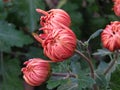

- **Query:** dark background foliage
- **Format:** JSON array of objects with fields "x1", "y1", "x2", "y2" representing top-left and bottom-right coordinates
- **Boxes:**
[{"x1": 0, "y1": 0, "x2": 120, "y2": 90}]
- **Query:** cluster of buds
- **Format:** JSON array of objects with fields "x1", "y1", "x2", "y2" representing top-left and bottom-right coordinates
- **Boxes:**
[
  {"x1": 33, "y1": 8, "x2": 77, "y2": 62},
  {"x1": 21, "y1": 9, "x2": 77, "y2": 86},
  {"x1": 113, "y1": 0, "x2": 120, "y2": 16}
]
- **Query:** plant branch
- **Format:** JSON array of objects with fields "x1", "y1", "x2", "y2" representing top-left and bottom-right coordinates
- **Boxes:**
[
  {"x1": 103, "y1": 52, "x2": 118, "y2": 75},
  {"x1": 75, "y1": 49, "x2": 95, "y2": 79},
  {"x1": 77, "y1": 39, "x2": 85, "y2": 46},
  {"x1": 77, "y1": 40, "x2": 91, "y2": 59},
  {"x1": 52, "y1": 72, "x2": 77, "y2": 78},
  {"x1": 103, "y1": 60, "x2": 116, "y2": 75}
]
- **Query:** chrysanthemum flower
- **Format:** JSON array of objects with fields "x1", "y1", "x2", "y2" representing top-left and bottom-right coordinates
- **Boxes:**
[
  {"x1": 21, "y1": 58, "x2": 51, "y2": 86},
  {"x1": 101, "y1": 21, "x2": 120, "y2": 51},
  {"x1": 112, "y1": 0, "x2": 120, "y2": 16},
  {"x1": 36, "y1": 8, "x2": 71, "y2": 33},
  {"x1": 42, "y1": 24, "x2": 77, "y2": 62}
]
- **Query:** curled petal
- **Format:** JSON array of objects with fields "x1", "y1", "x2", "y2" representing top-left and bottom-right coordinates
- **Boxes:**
[
  {"x1": 32, "y1": 33, "x2": 43, "y2": 44},
  {"x1": 36, "y1": 8, "x2": 71, "y2": 31}
]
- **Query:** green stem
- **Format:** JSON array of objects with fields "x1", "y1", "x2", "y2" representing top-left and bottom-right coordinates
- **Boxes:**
[
  {"x1": 52, "y1": 73, "x2": 77, "y2": 78},
  {"x1": 103, "y1": 60, "x2": 116, "y2": 75},
  {"x1": 77, "y1": 39, "x2": 84, "y2": 46},
  {"x1": 103, "y1": 52, "x2": 118, "y2": 75},
  {"x1": 77, "y1": 40, "x2": 91, "y2": 59}
]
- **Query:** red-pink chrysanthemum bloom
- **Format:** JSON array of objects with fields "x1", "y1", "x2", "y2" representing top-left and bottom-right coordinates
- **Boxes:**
[
  {"x1": 21, "y1": 58, "x2": 51, "y2": 86},
  {"x1": 41, "y1": 24, "x2": 77, "y2": 62},
  {"x1": 36, "y1": 8, "x2": 71, "y2": 33},
  {"x1": 112, "y1": 0, "x2": 120, "y2": 16},
  {"x1": 32, "y1": 21, "x2": 73, "y2": 43},
  {"x1": 101, "y1": 21, "x2": 120, "y2": 51}
]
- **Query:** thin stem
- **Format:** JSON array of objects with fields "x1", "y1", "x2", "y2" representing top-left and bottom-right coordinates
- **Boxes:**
[
  {"x1": 52, "y1": 73, "x2": 77, "y2": 78},
  {"x1": 86, "y1": 46, "x2": 92, "y2": 59},
  {"x1": 104, "y1": 52, "x2": 118, "y2": 75},
  {"x1": 75, "y1": 49, "x2": 99, "y2": 90},
  {"x1": 77, "y1": 40, "x2": 91, "y2": 59},
  {"x1": 103, "y1": 60, "x2": 116, "y2": 75},
  {"x1": 77, "y1": 39, "x2": 84, "y2": 46},
  {"x1": 75, "y1": 49, "x2": 95, "y2": 79}
]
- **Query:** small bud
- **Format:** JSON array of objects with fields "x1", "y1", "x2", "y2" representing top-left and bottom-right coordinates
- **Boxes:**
[
  {"x1": 21, "y1": 58, "x2": 51, "y2": 86},
  {"x1": 36, "y1": 8, "x2": 71, "y2": 32}
]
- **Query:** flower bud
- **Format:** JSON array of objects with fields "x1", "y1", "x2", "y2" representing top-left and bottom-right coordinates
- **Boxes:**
[
  {"x1": 42, "y1": 25, "x2": 77, "y2": 62},
  {"x1": 101, "y1": 21, "x2": 120, "y2": 51},
  {"x1": 21, "y1": 58, "x2": 51, "y2": 86},
  {"x1": 113, "y1": 0, "x2": 120, "y2": 16},
  {"x1": 36, "y1": 8, "x2": 71, "y2": 31}
]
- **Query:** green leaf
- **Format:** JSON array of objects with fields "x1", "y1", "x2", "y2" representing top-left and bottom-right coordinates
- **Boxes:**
[
  {"x1": 57, "y1": 82, "x2": 79, "y2": 90},
  {"x1": 70, "y1": 54, "x2": 82, "y2": 74},
  {"x1": 57, "y1": 0, "x2": 67, "y2": 8},
  {"x1": 110, "y1": 65, "x2": 120, "y2": 90},
  {"x1": 77, "y1": 75, "x2": 95, "y2": 89},
  {"x1": 47, "y1": 76, "x2": 68, "y2": 90},
  {"x1": 47, "y1": 79, "x2": 61, "y2": 89},
  {"x1": 86, "y1": 29, "x2": 103, "y2": 43},
  {"x1": 26, "y1": 46, "x2": 47, "y2": 59},
  {"x1": 26, "y1": 0, "x2": 38, "y2": 32},
  {"x1": 0, "y1": 58, "x2": 24, "y2": 90},
  {"x1": 0, "y1": 0, "x2": 4, "y2": 11},
  {"x1": 93, "y1": 49, "x2": 112, "y2": 56},
  {"x1": 0, "y1": 21, "x2": 33, "y2": 52},
  {"x1": 96, "y1": 60, "x2": 118, "y2": 82},
  {"x1": 105, "y1": 61, "x2": 117, "y2": 82},
  {"x1": 96, "y1": 61, "x2": 108, "y2": 74},
  {"x1": 25, "y1": 0, "x2": 45, "y2": 32},
  {"x1": 62, "y1": 2, "x2": 79, "y2": 12},
  {"x1": 95, "y1": 74, "x2": 108, "y2": 89}
]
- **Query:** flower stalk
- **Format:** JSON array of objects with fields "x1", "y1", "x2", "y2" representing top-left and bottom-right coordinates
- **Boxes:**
[
  {"x1": 103, "y1": 59, "x2": 116, "y2": 75},
  {"x1": 52, "y1": 73, "x2": 77, "y2": 78},
  {"x1": 104, "y1": 51, "x2": 118, "y2": 75}
]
